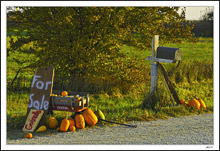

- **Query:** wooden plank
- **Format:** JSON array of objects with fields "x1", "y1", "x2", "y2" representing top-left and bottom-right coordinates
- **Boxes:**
[
  {"x1": 152, "y1": 35, "x2": 159, "y2": 60},
  {"x1": 22, "y1": 109, "x2": 44, "y2": 132},
  {"x1": 23, "y1": 65, "x2": 54, "y2": 132},
  {"x1": 54, "y1": 100, "x2": 72, "y2": 106},
  {"x1": 158, "y1": 62, "x2": 181, "y2": 104}
]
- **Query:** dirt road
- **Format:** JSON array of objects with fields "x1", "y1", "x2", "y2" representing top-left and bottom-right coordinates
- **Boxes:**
[{"x1": 7, "y1": 113, "x2": 213, "y2": 145}]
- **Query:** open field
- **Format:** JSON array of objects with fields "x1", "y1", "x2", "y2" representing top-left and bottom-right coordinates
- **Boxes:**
[{"x1": 6, "y1": 37, "x2": 213, "y2": 133}]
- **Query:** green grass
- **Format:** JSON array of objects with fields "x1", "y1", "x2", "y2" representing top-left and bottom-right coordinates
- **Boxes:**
[
  {"x1": 6, "y1": 37, "x2": 213, "y2": 138},
  {"x1": 120, "y1": 37, "x2": 213, "y2": 64}
]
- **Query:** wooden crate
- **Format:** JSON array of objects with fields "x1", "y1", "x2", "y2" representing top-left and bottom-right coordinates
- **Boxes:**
[{"x1": 48, "y1": 90, "x2": 89, "y2": 113}]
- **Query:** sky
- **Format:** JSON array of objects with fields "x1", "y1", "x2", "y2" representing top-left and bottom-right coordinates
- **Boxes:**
[{"x1": 178, "y1": 6, "x2": 214, "y2": 20}]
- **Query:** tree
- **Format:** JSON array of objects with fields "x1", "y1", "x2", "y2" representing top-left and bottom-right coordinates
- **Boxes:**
[
  {"x1": 200, "y1": 7, "x2": 213, "y2": 21},
  {"x1": 193, "y1": 7, "x2": 213, "y2": 37},
  {"x1": 7, "y1": 7, "x2": 195, "y2": 93}
]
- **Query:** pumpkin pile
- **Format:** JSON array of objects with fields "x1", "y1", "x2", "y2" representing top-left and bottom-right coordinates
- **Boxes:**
[
  {"x1": 25, "y1": 91, "x2": 102, "y2": 138},
  {"x1": 180, "y1": 98, "x2": 206, "y2": 110},
  {"x1": 49, "y1": 107, "x2": 98, "y2": 132},
  {"x1": 32, "y1": 107, "x2": 99, "y2": 135},
  {"x1": 50, "y1": 91, "x2": 99, "y2": 131}
]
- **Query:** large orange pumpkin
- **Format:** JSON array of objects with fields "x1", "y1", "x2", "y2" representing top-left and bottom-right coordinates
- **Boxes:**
[
  {"x1": 82, "y1": 108, "x2": 98, "y2": 126},
  {"x1": 197, "y1": 98, "x2": 206, "y2": 109},
  {"x1": 188, "y1": 99, "x2": 200, "y2": 109},
  {"x1": 60, "y1": 119, "x2": 70, "y2": 132},
  {"x1": 75, "y1": 114, "x2": 85, "y2": 129}
]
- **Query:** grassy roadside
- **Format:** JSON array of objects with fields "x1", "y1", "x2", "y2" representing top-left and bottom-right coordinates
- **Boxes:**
[{"x1": 7, "y1": 87, "x2": 213, "y2": 133}]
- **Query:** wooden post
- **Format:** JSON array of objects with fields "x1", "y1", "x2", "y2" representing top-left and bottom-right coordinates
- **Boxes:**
[
  {"x1": 150, "y1": 35, "x2": 159, "y2": 93},
  {"x1": 146, "y1": 35, "x2": 181, "y2": 105}
]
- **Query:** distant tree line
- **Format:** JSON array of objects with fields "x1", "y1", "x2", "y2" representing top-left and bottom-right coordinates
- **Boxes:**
[
  {"x1": 190, "y1": 9, "x2": 213, "y2": 37},
  {"x1": 190, "y1": 20, "x2": 213, "y2": 37}
]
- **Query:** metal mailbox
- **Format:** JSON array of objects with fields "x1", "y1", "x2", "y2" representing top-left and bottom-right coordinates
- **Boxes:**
[{"x1": 156, "y1": 46, "x2": 181, "y2": 62}]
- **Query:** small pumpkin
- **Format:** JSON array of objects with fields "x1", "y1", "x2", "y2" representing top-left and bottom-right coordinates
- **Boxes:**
[
  {"x1": 46, "y1": 116, "x2": 55, "y2": 127},
  {"x1": 61, "y1": 91, "x2": 68, "y2": 97},
  {"x1": 56, "y1": 127, "x2": 60, "y2": 132},
  {"x1": 180, "y1": 99, "x2": 187, "y2": 106},
  {"x1": 48, "y1": 118, "x2": 58, "y2": 129},
  {"x1": 25, "y1": 133, "x2": 32, "y2": 139},
  {"x1": 69, "y1": 126, "x2": 76, "y2": 131},
  {"x1": 49, "y1": 116, "x2": 55, "y2": 120},
  {"x1": 188, "y1": 99, "x2": 200, "y2": 109},
  {"x1": 75, "y1": 114, "x2": 85, "y2": 129},
  {"x1": 36, "y1": 125, "x2": 47, "y2": 132},
  {"x1": 60, "y1": 118, "x2": 70, "y2": 132},
  {"x1": 82, "y1": 108, "x2": 98, "y2": 126},
  {"x1": 197, "y1": 98, "x2": 206, "y2": 109}
]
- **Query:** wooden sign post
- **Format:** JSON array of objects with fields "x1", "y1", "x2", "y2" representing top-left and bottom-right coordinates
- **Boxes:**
[{"x1": 23, "y1": 65, "x2": 54, "y2": 132}]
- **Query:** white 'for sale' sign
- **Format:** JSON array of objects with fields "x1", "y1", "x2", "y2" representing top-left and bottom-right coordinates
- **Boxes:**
[{"x1": 23, "y1": 65, "x2": 54, "y2": 132}]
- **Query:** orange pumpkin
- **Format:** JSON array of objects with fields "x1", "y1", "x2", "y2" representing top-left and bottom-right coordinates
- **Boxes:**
[
  {"x1": 197, "y1": 98, "x2": 206, "y2": 109},
  {"x1": 69, "y1": 119, "x2": 75, "y2": 127},
  {"x1": 75, "y1": 114, "x2": 85, "y2": 129},
  {"x1": 60, "y1": 119, "x2": 70, "y2": 132},
  {"x1": 48, "y1": 117, "x2": 55, "y2": 120},
  {"x1": 69, "y1": 126, "x2": 76, "y2": 131},
  {"x1": 48, "y1": 118, "x2": 58, "y2": 129},
  {"x1": 61, "y1": 91, "x2": 68, "y2": 97},
  {"x1": 82, "y1": 108, "x2": 98, "y2": 126},
  {"x1": 25, "y1": 133, "x2": 32, "y2": 139},
  {"x1": 67, "y1": 116, "x2": 75, "y2": 127},
  {"x1": 180, "y1": 99, "x2": 186, "y2": 106},
  {"x1": 46, "y1": 116, "x2": 55, "y2": 127},
  {"x1": 188, "y1": 99, "x2": 200, "y2": 109}
]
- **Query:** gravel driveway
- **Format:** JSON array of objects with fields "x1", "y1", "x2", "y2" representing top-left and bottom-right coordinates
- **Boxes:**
[{"x1": 7, "y1": 113, "x2": 213, "y2": 145}]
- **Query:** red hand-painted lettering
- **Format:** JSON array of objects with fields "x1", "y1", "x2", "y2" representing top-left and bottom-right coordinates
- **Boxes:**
[{"x1": 24, "y1": 110, "x2": 42, "y2": 130}]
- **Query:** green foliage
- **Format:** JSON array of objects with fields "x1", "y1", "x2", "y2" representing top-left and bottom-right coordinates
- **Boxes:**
[{"x1": 7, "y1": 7, "x2": 195, "y2": 94}]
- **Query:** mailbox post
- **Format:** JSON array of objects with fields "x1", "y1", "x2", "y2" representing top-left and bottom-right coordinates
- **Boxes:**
[
  {"x1": 146, "y1": 35, "x2": 182, "y2": 104},
  {"x1": 150, "y1": 35, "x2": 159, "y2": 93}
]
